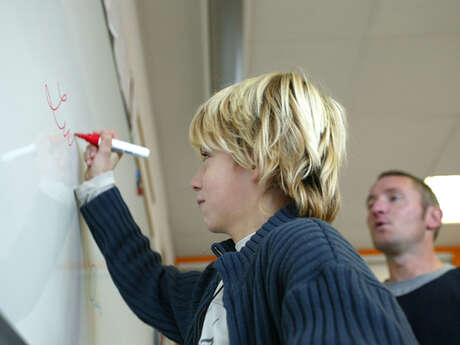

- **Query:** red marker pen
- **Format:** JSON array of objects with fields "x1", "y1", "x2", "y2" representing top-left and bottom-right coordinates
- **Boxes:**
[{"x1": 75, "y1": 133, "x2": 150, "y2": 158}]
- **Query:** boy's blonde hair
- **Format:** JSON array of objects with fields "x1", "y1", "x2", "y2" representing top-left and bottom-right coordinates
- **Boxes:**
[{"x1": 189, "y1": 72, "x2": 346, "y2": 222}]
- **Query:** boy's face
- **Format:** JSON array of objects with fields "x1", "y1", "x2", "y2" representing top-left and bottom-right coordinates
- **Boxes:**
[
  {"x1": 366, "y1": 175, "x2": 427, "y2": 255},
  {"x1": 190, "y1": 150, "x2": 259, "y2": 237}
]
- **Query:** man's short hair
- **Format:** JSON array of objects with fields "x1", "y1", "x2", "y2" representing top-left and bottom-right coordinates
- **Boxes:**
[{"x1": 377, "y1": 170, "x2": 441, "y2": 240}]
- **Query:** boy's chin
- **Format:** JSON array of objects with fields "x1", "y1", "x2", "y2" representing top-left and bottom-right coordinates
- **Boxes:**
[{"x1": 206, "y1": 225, "x2": 228, "y2": 236}]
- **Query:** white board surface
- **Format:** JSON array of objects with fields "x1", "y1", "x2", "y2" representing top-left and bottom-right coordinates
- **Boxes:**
[{"x1": 0, "y1": 1, "x2": 153, "y2": 344}]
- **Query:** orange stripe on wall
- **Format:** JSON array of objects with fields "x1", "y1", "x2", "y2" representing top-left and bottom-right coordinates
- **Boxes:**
[
  {"x1": 356, "y1": 249, "x2": 381, "y2": 256},
  {"x1": 175, "y1": 256, "x2": 216, "y2": 266},
  {"x1": 356, "y1": 247, "x2": 460, "y2": 267},
  {"x1": 435, "y1": 246, "x2": 460, "y2": 266}
]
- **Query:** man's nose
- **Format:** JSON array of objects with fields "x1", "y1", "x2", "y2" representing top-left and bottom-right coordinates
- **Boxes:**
[{"x1": 370, "y1": 198, "x2": 387, "y2": 215}]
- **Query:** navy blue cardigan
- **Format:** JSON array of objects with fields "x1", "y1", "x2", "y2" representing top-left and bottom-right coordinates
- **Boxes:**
[{"x1": 81, "y1": 187, "x2": 418, "y2": 345}]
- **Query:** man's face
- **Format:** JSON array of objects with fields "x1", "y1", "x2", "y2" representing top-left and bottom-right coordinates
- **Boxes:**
[{"x1": 366, "y1": 175, "x2": 427, "y2": 255}]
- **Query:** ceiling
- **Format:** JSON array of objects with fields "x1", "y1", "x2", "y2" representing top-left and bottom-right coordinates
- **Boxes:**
[{"x1": 134, "y1": 0, "x2": 460, "y2": 258}]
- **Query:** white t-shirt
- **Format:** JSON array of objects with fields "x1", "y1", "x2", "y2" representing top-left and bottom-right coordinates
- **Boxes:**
[{"x1": 198, "y1": 233, "x2": 254, "y2": 345}]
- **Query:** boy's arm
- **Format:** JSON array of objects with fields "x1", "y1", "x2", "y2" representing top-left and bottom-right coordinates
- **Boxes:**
[{"x1": 80, "y1": 186, "x2": 201, "y2": 343}]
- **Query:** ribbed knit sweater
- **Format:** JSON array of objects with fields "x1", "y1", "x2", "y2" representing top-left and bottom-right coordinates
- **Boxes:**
[{"x1": 81, "y1": 187, "x2": 419, "y2": 345}]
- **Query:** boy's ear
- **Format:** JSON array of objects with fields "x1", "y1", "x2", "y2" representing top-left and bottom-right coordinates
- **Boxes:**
[
  {"x1": 251, "y1": 166, "x2": 260, "y2": 183},
  {"x1": 425, "y1": 205, "x2": 443, "y2": 231}
]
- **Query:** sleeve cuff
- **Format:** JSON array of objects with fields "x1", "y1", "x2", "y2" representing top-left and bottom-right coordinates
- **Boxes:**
[{"x1": 74, "y1": 171, "x2": 116, "y2": 204}]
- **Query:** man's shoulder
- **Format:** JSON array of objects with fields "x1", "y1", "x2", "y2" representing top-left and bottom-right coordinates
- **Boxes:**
[
  {"x1": 435, "y1": 266, "x2": 460, "y2": 284},
  {"x1": 396, "y1": 266, "x2": 460, "y2": 345},
  {"x1": 422, "y1": 265, "x2": 460, "y2": 289},
  {"x1": 397, "y1": 266, "x2": 460, "y2": 298}
]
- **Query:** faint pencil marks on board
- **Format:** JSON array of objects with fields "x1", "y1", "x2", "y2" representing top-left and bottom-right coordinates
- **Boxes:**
[{"x1": 88, "y1": 264, "x2": 102, "y2": 315}]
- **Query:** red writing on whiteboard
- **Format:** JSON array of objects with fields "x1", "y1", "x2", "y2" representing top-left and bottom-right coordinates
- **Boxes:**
[{"x1": 44, "y1": 83, "x2": 74, "y2": 146}]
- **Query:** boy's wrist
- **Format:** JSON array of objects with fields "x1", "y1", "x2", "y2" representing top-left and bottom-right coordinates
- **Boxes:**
[{"x1": 75, "y1": 171, "x2": 116, "y2": 204}]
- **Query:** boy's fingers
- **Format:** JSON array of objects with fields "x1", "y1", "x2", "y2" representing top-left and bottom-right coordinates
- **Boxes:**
[
  {"x1": 83, "y1": 146, "x2": 97, "y2": 166},
  {"x1": 99, "y1": 132, "x2": 113, "y2": 154},
  {"x1": 107, "y1": 129, "x2": 118, "y2": 140}
]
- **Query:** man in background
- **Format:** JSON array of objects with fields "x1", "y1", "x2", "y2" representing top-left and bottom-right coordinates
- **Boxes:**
[{"x1": 366, "y1": 170, "x2": 460, "y2": 345}]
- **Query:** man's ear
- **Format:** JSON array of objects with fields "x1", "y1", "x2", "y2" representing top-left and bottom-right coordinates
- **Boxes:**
[{"x1": 425, "y1": 205, "x2": 443, "y2": 231}]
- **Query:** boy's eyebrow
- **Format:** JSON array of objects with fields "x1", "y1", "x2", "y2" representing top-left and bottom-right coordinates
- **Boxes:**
[{"x1": 366, "y1": 194, "x2": 375, "y2": 206}]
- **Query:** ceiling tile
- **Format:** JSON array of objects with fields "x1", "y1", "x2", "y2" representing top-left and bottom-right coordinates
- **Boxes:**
[
  {"x1": 250, "y1": 0, "x2": 372, "y2": 40},
  {"x1": 351, "y1": 36, "x2": 460, "y2": 119},
  {"x1": 369, "y1": 0, "x2": 460, "y2": 37}
]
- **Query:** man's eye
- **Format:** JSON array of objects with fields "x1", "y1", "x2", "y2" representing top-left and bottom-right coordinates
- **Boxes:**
[{"x1": 389, "y1": 195, "x2": 400, "y2": 202}]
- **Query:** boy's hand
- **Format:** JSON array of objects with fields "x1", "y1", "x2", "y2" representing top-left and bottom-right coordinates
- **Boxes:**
[{"x1": 83, "y1": 129, "x2": 122, "y2": 180}]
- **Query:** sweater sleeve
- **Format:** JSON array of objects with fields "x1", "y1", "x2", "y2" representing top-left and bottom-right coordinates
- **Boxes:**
[
  {"x1": 280, "y1": 263, "x2": 419, "y2": 345},
  {"x1": 80, "y1": 187, "x2": 201, "y2": 343}
]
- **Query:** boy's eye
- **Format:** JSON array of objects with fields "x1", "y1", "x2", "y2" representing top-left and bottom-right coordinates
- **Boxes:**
[{"x1": 200, "y1": 150, "x2": 210, "y2": 161}]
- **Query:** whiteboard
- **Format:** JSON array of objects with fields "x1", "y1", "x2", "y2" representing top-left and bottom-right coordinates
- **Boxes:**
[{"x1": 0, "y1": 1, "x2": 152, "y2": 344}]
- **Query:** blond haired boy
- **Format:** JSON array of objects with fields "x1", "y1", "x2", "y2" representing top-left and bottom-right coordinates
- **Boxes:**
[{"x1": 77, "y1": 72, "x2": 417, "y2": 344}]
